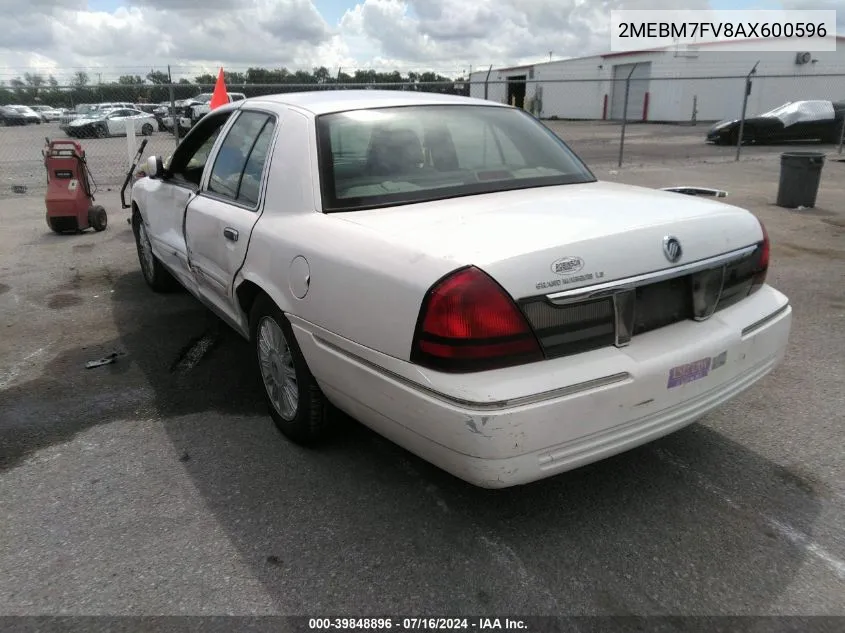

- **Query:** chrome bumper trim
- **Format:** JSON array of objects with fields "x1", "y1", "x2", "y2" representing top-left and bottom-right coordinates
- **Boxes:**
[
  {"x1": 546, "y1": 245, "x2": 758, "y2": 305},
  {"x1": 742, "y1": 303, "x2": 790, "y2": 337}
]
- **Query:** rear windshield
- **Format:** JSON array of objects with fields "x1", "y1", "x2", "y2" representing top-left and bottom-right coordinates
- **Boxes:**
[{"x1": 315, "y1": 105, "x2": 595, "y2": 213}]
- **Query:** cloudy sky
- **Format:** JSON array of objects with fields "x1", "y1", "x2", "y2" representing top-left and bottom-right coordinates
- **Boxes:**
[{"x1": 0, "y1": 0, "x2": 840, "y2": 83}]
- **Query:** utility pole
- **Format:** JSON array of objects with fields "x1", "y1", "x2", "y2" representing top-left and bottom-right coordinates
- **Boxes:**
[{"x1": 735, "y1": 61, "x2": 759, "y2": 161}]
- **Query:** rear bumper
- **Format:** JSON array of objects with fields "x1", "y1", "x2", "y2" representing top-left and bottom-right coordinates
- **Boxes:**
[{"x1": 292, "y1": 285, "x2": 792, "y2": 488}]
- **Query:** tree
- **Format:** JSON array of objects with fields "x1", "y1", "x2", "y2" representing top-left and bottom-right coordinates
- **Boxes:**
[
  {"x1": 225, "y1": 71, "x2": 246, "y2": 85},
  {"x1": 147, "y1": 70, "x2": 170, "y2": 84},
  {"x1": 24, "y1": 73, "x2": 45, "y2": 88},
  {"x1": 17, "y1": 65, "x2": 463, "y2": 106},
  {"x1": 7, "y1": 77, "x2": 25, "y2": 99},
  {"x1": 313, "y1": 66, "x2": 331, "y2": 84}
]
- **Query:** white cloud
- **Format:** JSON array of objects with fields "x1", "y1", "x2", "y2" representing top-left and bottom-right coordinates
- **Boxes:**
[{"x1": 0, "y1": 0, "x2": 744, "y2": 84}]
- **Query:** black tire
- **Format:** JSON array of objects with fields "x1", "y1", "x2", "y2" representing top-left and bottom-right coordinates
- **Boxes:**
[
  {"x1": 132, "y1": 211, "x2": 180, "y2": 292},
  {"x1": 95, "y1": 124, "x2": 107, "y2": 138},
  {"x1": 250, "y1": 294, "x2": 335, "y2": 445},
  {"x1": 88, "y1": 205, "x2": 107, "y2": 231},
  {"x1": 141, "y1": 123, "x2": 154, "y2": 136},
  {"x1": 727, "y1": 129, "x2": 739, "y2": 146},
  {"x1": 47, "y1": 216, "x2": 64, "y2": 234}
]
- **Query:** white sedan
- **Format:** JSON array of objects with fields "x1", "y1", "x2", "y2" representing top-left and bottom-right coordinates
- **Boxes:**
[
  {"x1": 64, "y1": 107, "x2": 157, "y2": 138},
  {"x1": 130, "y1": 91, "x2": 792, "y2": 488}
]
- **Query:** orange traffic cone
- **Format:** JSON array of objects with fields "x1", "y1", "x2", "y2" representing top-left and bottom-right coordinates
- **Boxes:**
[{"x1": 209, "y1": 68, "x2": 229, "y2": 110}]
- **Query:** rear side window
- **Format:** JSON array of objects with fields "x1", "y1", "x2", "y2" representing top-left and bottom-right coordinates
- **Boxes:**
[
  {"x1": 206, "y1": 110, "x2": 275, "y2": 206},
  {"x1": 238, "y1": 119, "x2": 276, "y2": 206}
]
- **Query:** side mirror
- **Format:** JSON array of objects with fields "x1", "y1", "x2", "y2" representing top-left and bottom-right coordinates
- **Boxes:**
[{"x1": 146, "y1": 155, "x2": 164, "y2": 179}]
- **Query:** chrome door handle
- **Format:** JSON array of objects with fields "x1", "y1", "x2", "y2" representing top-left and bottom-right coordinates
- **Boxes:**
[{"x1": 223, "y1": 227, "x2": 239, "y2": 242}]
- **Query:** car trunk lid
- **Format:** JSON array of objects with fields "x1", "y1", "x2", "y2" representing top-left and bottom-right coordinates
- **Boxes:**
[{"x1": 337, "y1": 181, "x2": 764, "y2": 300}]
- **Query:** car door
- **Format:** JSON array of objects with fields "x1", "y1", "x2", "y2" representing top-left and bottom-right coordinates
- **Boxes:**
[
  {"x1": 799, "y1": 118, "x2": 833, "y2": 142},
  {"x1": 124, "y1": 109, "x2": 143, "y2": 134},
  {"x1": 184, "y1": 109, "x2": 277, "y2": 323},
  {"x1": 106, "y1": 109, "x2": 129, "y2": 135},
  {"x1": 142, "y1": 110, "x2": 235, "y2": 291}
]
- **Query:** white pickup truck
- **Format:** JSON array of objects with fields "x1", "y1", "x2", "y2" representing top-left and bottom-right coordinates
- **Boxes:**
[{"x1": 178, "y1": 91, "x2": 246, "y2": 133}]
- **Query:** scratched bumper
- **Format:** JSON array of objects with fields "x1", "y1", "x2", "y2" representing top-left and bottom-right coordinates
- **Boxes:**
[{"x1": 291, "y1": 285, "x2": 791, "y2": 488}]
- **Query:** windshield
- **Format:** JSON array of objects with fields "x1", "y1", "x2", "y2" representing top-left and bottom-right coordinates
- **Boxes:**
[
  {"x1": 760, "y1": 103, "x2": 793, "y2": 118},
  {"x1": 316, "y1": 105, "x2": 595, "y2": 212},
  {"x1": 758, "y1": 100, "x2": 834, "y2": 127}
]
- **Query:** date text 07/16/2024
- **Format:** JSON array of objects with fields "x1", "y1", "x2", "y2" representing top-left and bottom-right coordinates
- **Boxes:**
[{"x1": 307, "y1": 618, "x2": 529, "y2": 630}]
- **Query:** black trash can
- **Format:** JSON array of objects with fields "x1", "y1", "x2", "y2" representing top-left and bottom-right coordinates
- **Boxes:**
[{"x1": 776, "y1": 151, "x2": 825, "y2": 208}]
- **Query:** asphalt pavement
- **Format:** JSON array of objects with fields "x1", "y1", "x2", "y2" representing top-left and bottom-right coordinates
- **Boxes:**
[{"x1": 0, "y1": 146, "x2": 844, "y2": 619}]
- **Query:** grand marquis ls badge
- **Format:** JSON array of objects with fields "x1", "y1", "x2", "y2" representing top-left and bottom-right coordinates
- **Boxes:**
[{"x1": 663, "y1": 236, "x2": 683, "y2": 263}]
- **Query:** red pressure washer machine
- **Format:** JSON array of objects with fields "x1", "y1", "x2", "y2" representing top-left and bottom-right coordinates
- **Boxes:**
[{"x1": 43, "y1": 138, "x2": 107, "y2": 234}]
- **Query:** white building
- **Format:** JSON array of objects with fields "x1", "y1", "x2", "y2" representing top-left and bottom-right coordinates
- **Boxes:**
[{"x1": 469, "y1": 36, "x2": 845, "y2": 122}]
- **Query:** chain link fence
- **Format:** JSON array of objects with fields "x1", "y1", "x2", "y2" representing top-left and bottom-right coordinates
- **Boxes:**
[
  {"x1": 3, "y1": 74, "x2": 844, "y2": 196},
  {"x1": 473, "y1": 72, "x2": 845, "y2": 165},
  {"x1": 0, "y1": 80, "x2": 469, "y2": 196}
]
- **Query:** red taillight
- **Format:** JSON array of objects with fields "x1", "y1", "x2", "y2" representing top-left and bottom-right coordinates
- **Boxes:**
[
  {"x1": 410, "y1": 266, "x2": 543, "y2": 373},
  {"x1": 749, "y1": 219, "x2": 770, "y2": 295}
]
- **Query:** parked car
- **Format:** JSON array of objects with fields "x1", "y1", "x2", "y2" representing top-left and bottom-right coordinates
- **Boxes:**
[
  {"x1": 707, "y1": 99, "x2": 845, "y2": 145},
  {"x1": 130, "y1": 91, "x2": 792, "y2": 489},
  {"x1": 6, "y1": 105, "x2": 41, "y2": 124},
  {"x1": 59, "y1": 102, "x2": 136, "y2": 127},
  {"x1": 159, "y1": 99, "x2": 194, "y2": 135},
  {"x1": 28, "y1": 105, "x2": 64, "y2": 122},
  {"x1": 135, "y1": 103, "x2": 167, "y2": 132},
  {"x1": 60, "y1": 104, "x2": 96, "y2": 126},
  {"x1": 64, "y1": 107, "x2": 157, "y2": 138},
  {"x1": 0, "y1": 105, "x2": 28, "y2": 126},
  {"x1": 179, "y1": 91, "x2": 246, "y2": 132}
]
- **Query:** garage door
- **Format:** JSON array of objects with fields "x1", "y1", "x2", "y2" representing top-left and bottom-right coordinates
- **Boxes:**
[{"x1": 610, "y1": 62, "x2": 652, "y2": 120}]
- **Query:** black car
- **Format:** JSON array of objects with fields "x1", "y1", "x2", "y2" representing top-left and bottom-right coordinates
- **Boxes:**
[
  {"x1": 707, "y1": 100, "x2": 845, "y2": 145},
  {"x1": 0, "y1": 106, "x2": 27, "y2": 126}
]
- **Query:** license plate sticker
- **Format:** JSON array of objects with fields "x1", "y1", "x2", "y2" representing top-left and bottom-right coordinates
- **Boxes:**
[
  {"x1": 711, "y1": 350, "x2": 728, "y2": 371},
  {"x1": 667, "y1": 357, "x2": 712, "y2": 389}
]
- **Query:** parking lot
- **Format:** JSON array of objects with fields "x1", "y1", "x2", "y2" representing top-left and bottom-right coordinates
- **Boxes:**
[
  {"x1": 3, "y1": 118, "x2": 844, "y2": 196},
  {"x1": 0, "y1": 122, "x2": 180, "y2": 196},
  {"x1": 1, "y1": 120, "x2": 845, "y2": 618}
]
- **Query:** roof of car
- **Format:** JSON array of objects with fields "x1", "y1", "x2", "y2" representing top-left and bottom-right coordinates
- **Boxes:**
[{"x1": 243, "y1": 89, "x2": 510, "y2": 116}]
